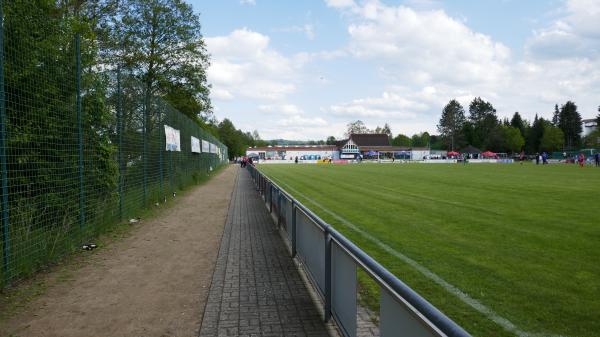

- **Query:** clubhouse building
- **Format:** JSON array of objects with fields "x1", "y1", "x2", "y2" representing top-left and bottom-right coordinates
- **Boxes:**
[{"x1": 246, "y1": 133, "x2": 431, "y2": 161}]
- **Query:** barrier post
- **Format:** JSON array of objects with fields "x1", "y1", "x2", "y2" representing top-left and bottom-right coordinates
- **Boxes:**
[
  {"x1": 291, "y1": 201, "x2": 297, "y2": 258},
  {"x1": 277, "y1": 192, "x2": 281, "y2": 228},
  {"x1": 269, "y1": 184, "x2": 273, "y2": 213},
  {"x1": 324, "y1": 231, "x2": 332, "y2": 322}
]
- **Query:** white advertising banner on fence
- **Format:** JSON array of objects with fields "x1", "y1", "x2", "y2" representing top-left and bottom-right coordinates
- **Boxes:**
[
  {"x1": 164, "y1": 125, "x2": 181, "y2": 151},
  {"x1": 191, "y1": 136, "x2": 200, "y2": 153},
  {"x1": 209, "y1": 143, "x2": 216, "y2": 154},
  {"x1": 201, "y1": 140, "x2": 210, "y2": 153}
]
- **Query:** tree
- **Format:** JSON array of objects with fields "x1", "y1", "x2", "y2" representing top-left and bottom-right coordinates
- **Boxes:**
[
  {"x1": 437, "y1": 99, "x2": 466, "y2": 151},
  {"x1": 596, "y1": 105, "x2": 600, "y2": 127},
  {"x1": 391, "y1": 134, "x2": 411, "y2": 147},
  {"x1": 540, "y1": 125, "x2": 564, "y2": 152},
  {"x1": 117, "y1": 0, "x2": 212, "y2": 122},
  {"x1": 2, "y1": 1, "x2": 117, "y2": 246},
  {"x1": 510, "y1": 112, "x2": 527, "y2": 138},
  {"x1": 558, "y1": 101, "x2": 582, "y2": 149},
  {"x1": 217, "y1": 119, "x2": 243, "y2": 159},
  {"x1": 252, "y1": 130, "x2": 268, "y2": 147},
  {"x1": 345, "y1": 120, "x2": 370, "y2": 136},
  {"x1": 326, "y1": 136, "x2": 337, "y2": 145},
  {"x1": 583, "y1": 129, "x2": 600, "y2": 148},
  {"x1": 526, "y1": 114, "x2": 546, "y2": 153},
  {"x1": 429, "y1": 135, "x2": 445, "y2": 150},
  {"x1": 380, "y1": 123, "x2": 392, "y2": 138},
  {"x1": 552, "y1": 104, "x2": 560, "y2": 126},
  {"x1": 461, "y1": 121, "x2": 475, "y2": 147},
  {"x1": 468, "y1": 97, "x2": 499, "y2": 149},
  {"x1": 411, "y1": 132, "x2": 430, "y2": 148},
  {"x1": 486, "y1": 126, "x2": 506, "y2": 152},
  {"x1": 502, "y1": 126, "x2": 525, "y2": 153}
]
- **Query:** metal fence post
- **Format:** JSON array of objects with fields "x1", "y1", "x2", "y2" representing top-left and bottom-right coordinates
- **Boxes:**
[
  {"x1": 291, "y1": 201, "x2": 297, "y2": 258},
  {"x1": 158, "y1": 104, "x2": 164, "y2": 202},
  {"x1": 324, "y1": 231, "x2": 332, "y2": 322},
  {"x1": 75, "y1": 32, "x2": 85, "y2": 234},
  {"x1": 0, "y1": 0, "x2": 11, "y2": 281},
  {"x1": 143, "y1": 94, "x2": 148, "y2": 207},
  {"x1": 116, "y1": 68, "x2": 124, "y2": 221},
  {"x1": 169, "y1": 150, "x2": 173, "y2": 195}
]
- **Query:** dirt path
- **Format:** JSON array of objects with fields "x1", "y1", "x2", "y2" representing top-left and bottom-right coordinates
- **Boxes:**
[{"x1": 0, "y1": 165, "x2": 238, "y2": 337}]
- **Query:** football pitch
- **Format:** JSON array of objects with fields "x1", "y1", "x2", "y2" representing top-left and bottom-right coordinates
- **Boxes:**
[{"x1": 258, "y1": 163, "x2": 600, "y2": 337}]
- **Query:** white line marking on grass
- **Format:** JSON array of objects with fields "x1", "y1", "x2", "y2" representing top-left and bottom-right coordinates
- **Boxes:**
[{"x1": 272, "y1": 178, "x2": 564, "y2": 337}]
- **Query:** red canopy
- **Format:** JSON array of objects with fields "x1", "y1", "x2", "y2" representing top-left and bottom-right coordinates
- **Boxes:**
[
  {"x1": 481, "y1": 151, "x2": 496, "y2": 157},
  {"x1": 447, "y1": 151, "x2": 459, "y2": 156}
]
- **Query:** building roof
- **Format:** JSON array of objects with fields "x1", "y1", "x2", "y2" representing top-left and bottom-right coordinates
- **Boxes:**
[
  {"x1": 582, "y1": 118, "x2": 597, "y2": 124},
  {"x1": 248, "y1": 145, "x2": 337, "y2": 152},
  {"x1": 347, "y1": 133, "x2": 391, "y2": 147}
]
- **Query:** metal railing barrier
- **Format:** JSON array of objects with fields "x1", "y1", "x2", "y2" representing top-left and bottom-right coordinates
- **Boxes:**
[{"x1": 247, "y1": 164, "x2": 471, "y2": 337}]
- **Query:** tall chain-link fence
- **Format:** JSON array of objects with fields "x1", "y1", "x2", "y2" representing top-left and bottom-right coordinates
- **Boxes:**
[{"x1": 0, "y1": 1, "x2": 228, "y2": 287}]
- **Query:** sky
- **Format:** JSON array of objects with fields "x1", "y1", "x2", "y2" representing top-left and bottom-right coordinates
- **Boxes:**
[{"x1": 190, "y1": 0, "x2": 600, "y2": 140}]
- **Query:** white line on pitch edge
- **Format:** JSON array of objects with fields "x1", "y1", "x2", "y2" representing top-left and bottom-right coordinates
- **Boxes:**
[{"x1": 270, "y1": 177, "x2": 565, "y2": 337}]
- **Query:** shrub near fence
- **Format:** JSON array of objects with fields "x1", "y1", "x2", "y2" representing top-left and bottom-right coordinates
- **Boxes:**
[{"x1": 0, "y1": 2, "x2": 228, "y2": 287}]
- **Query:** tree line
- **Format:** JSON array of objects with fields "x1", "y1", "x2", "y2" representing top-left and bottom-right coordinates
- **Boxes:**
[
  {"x1": 437, "y1": 98, "x2": 599, "y2": 153},
  {"x1": 315, "y1": 99, "x2": 599, "y2": 154}
]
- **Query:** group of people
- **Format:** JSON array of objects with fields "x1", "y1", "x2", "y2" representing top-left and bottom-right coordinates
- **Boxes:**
[
  {"x1": 530, "y1": 151, "x2": 600, "y2": 167},
  {"x1": 534, "y1": 152, "x2": 549, "y2": 165},
  {"x1": 239, "y1": 156, "x2": 254, "y2": 168},
  {"x1": 564, "y1": 152, "x2": 600, "y2": 167}
]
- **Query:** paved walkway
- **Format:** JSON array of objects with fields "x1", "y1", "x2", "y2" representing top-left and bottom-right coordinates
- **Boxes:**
[{"x1": 199, "y1": 168, "x2": 333, "y2": 337}]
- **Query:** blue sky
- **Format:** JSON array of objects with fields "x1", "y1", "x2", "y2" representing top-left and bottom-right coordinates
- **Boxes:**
[{"x1": 190, "y1": 0, "x2": 600, "y2": 140}]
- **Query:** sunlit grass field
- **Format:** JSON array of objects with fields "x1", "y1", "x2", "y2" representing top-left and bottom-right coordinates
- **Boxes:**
[{"x1": 258, "y1": 163, "x2": 600, "y2": 337}]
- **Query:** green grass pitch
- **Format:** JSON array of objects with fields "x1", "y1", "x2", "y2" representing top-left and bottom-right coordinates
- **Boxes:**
[{"x1": 258, "y1": 163, "x2": 600, "y2": 337}]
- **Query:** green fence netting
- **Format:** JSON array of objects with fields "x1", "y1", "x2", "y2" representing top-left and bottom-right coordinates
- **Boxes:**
[{"x1": 0, "y1": 2, "x2": 228, "y2": 287}]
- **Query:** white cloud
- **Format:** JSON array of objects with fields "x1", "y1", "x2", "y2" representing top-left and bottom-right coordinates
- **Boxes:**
[
  {"x1": 277, "y1": 24, "x2": 316, "y2": 40},
  {"x1": 325, "y1": 0, "x2": 356, "y2": 9},
  {"x1": 526, "y1": 0, "x2": 600, "y2": 59},
  {"x1": 344, "y1": 2, "x2": 511, "y2": 86},
  {"x1": 206, "y1": 28, "x2": 301, "y2": 101},
  {"x1": 253, "y1": 121, "x2": 348, "y2": 140},
  {"x1": 325, "y1": 85, "x2": 480, "y2": 135},
  {"x1": 277, "y1": 115, "x2": 328, "y2": 127},
  {"x1": 211, "y1": 88, "x2": 234, "y2": 100},
  {"x1": 403, "y1": 0, "x2": 441, "y2": 10},
  {"x1": 258, "y1": 104, "x2": 304, "y2": 115},
  {"x1": 329, "y1": 91, "x2": 425, "y2": 118},
  {"x1": 240, "y1": 0, "x2": 256, "y2": 5}
]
